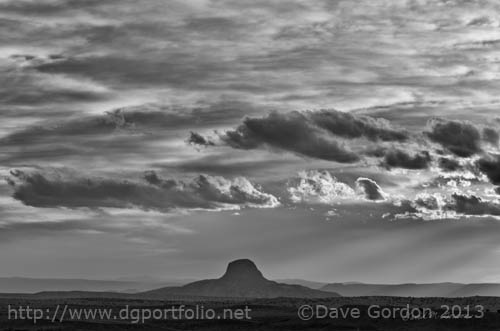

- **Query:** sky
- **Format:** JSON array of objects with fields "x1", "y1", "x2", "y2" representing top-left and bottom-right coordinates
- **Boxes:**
[{"x1": 1, "y1": 0, "x2": 500, "y2": 283}]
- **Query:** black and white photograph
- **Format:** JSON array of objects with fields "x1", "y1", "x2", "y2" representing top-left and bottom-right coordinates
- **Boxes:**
[{"x1": 1, "y1": 0, "x2": 500, "y2": 330}]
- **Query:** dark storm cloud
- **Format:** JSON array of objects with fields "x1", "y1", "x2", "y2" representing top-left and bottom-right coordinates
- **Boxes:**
[
  {"x1": 143, "y1": 170, "x2": 177, "y2": 189},
  {"x1": 413, "y1": 195, "x2": 440, "y2": 211},
  {"x1": 382, "y1": 150, "x2": 431, "y2": 170},
  {"x1": 363, "y1": 146, "x2": 388, "y2": 158},
  {"x1": 476, "y1": 154, "x2": 500, "y2": 185},
  {"x1": 219, "y1": 111, "x2": 360, "y2": 163},
  {"x1": 448, "y1": 194, "x2": 500, "y2": 216},
  {"x1": 438, "y1": 157, "x2": 462, "y2": 172},
  {"x1": 188, "y1": 132, "x2": 215, "y2": 147},
  {"x1": 355, "y1": 178, "x2": 385, "y2": 201},
  {"x1": 425, "y1": 119, "x2": 482, "y2": 157},
  {"x1": 495, "y1": 187, "x2": 500, "y2": 195},
  {"x1": 307, "y1": 110, "x2": 409, "y2": 142},
  {"x1": 483, "y1": 127, "x2": 499, "y2": 146},
  {"x1": 202, "y1": 109, "x2": 431, "y2": 164},
  {"x1": 7, "y1": 170, "x2": 279, "y2": 211}
]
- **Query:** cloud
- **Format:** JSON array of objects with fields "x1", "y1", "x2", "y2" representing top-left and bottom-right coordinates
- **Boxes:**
[
  {"x1": 0, "y1": 109, "x2": 156, "y2": 164},
  {"x1": 287, "y1": 170, "x2": 387, "y2": 204},
  {"x1": 33, "y1": 53, "x2": 231, "y2": 90},
  {"x1": 483, "y1": 127, "x2": 499, "y2": 146},
  {"x1": 1, "y1": 110, "x2": 129, "y2": 144},
  {"x1": 413, "y1": 193, "x2": 444, "y2": 211},
  {"x1": 438, "y1": 157, "x2": 462, "y2": 172},
  {"x1": 476, "y1": 154, "x2": 500, "y2": 185},
  {"x1": 187, "y1": 131, "x2": 215, "y2": 147},
  {"x1": 0, "y1": 69, "x2": 111, "y2": 107},
  {"x1": 355, "y1": 177, "x2": 386, "y2": 201},
  {"x1": 449, "y1": 193, "x2": 500, "y2": 216},
  {"x1": 7, "y1": 169, "x2": 279, "y2": 212},
  {"x1": 399, "y1": 192, "x2": 451, "y2": 220},
  {"x1": 382, "y1": 149, "x2": 431, "y2": 170},
  {"x1": 0, "y1": 0, "x2": 113, "y2": 15},
  {"x1": 216, "y1": 109, "x2": 409, "y2": 162},
  {"x1": 425, "y1": 119, "x2": 482, "y2": 157},
  {"x1": 2, "y1": 102, "x2": 253, "y2": 145},
  {"x1": 307, "y1": 109, "x2": 409, "y2": 142},
  {"x1": 0, "y1": 102, "x2": 255, "y2": 165},
  {"x1": 212, "y1": 109, "x2": 412, "y2": 163},
  {"x1": 219, "y1": 111, "x2": 360, "y2": 163},
  {"x1": 143, "y1": 170, "x2": 176, "y2": 188},
  {"x1": 422, "y1": 174, "x2": 476, "y2": 191},
  {"x1": 396, "y1": 192, "x2": 500, "y2": 220},
  {"x1": 3, "y1": 0, "x2": 500, "y2": 226},
  {"x1": 288, "y1": 170, "x2": 356, "y2": 204}
]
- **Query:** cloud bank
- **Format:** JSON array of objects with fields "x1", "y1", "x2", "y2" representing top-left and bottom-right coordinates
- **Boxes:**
[
  {"x1": 201, "y1": 109, "x2": 412, "y2": 163},
  {"x1": 220, "y1": 111, "x2": 360, "y2": 163},
  {"x1": 307, "y1": 110, "x2": 408, "y2": 142},
  {"x1": 7, "y1": 169, "x2": 280, "y2": 212},
  {"x1": 396, "y1": 192, "x2": 500, "y2": 220},
  {"x1": 426, "y1": 119, "x2": 483, "y2": 157}
]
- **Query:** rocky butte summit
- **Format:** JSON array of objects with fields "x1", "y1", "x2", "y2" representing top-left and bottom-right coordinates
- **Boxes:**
[{"x1": 142, "y1": 259, "x2": 339, "y2": 299}]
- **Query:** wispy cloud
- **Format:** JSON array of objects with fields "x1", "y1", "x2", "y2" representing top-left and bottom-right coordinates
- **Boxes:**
[{"x1": 3, "y1": 0, "x2": 500, "y2": 281}]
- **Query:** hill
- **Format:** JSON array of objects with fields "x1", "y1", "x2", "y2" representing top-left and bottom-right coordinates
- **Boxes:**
[{"x1": 141, "y1": 259, "x2": 339, "y2": 299}]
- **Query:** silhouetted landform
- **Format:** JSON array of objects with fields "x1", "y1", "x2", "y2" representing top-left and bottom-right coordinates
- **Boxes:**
[
  {"x1": 140, "y1": 259, "x2": 338, "y2": 299},
  {"x1": 0, "y1": 259, "x2": 338, "y2": 300},
  {"x1": 3, "y1": 260, "x2": 500, "y2": 300},
  {"x1": 321, "y1": 282, "x2": 500, "y2": 297},
  {"x1": 0, "y1": 277, "x2": 186, "y2": 293},
  {"x1": 275, "y1": 279, "x2": 327, "y2": 289}
]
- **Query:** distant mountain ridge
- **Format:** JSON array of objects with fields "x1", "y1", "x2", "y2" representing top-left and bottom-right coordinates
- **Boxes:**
[
  {"x1": 320, "y1": 282, "x2": 500, "y2": 297},
  {"x1": 2, "y1": 260, "x2": 499, "y2": 298},
  {"x1": 0, "y1": 277, "x2": 186, "y2": 294},
  {"x1": 275, "y1": 279, "x2": 327, "y2": 289}
]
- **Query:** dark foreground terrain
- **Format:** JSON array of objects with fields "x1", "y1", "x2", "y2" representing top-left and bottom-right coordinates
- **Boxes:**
[{"x1": 1, "y1": 296, "x2": 499, "y2": 331}]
